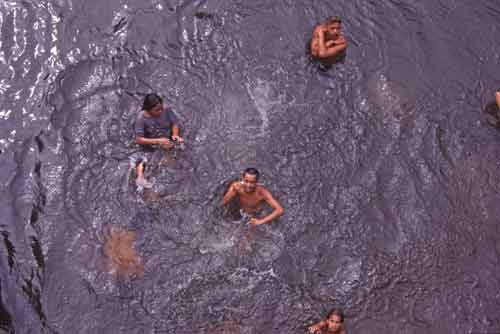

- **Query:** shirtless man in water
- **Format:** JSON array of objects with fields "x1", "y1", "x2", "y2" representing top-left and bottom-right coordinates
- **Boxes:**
[
  {"x1": 310, "y1": 16, "x2": 348, "y2": 62},
  {"x1": 222, "y1": 168, "x2": 284, "y2": 226}
]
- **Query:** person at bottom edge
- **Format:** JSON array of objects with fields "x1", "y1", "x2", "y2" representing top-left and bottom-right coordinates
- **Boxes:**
[
  {"x1": 308, "y1": 309, "x2": 346, "y2": 334},
  {"x1": 133, "y1": 93, "x2": 183, "y2": 188},
  {"x1": 221, "y1": 168, "x2": 284, "y2": 227}
]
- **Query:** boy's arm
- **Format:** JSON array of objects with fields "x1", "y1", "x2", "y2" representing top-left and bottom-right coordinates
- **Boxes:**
[
  {"x1": 496, "y1": 91, "x2": 500, "y2": 110},
  {"x1": 171, "y1": 124, "x2": 183, "y2": 142},
  {"x1": 222, "y1": 182, "x2": 239, "y2": 206},
  {"x1": 316, "y1": 25, "x2": 328, "y2": 57},
  {"x1": 310, "y1": 26, "x2": 322, "y2": 57},
  {"x1": 319, "y1": 40, "x2": 347, "y2": 58},
  {"x1": 135, "y1": 136, "x2": 170, "y2": 146},
  {"x1": 249, "y1": 188, "x2": 284, "y2": 226}
]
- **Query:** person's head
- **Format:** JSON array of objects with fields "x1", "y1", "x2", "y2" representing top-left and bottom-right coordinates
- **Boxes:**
[
  {"x1": 143, "y1": 93, "x2": 163, "y2": 116},
  {"x1": 325, "y1": 16, "x2": 342, "y2": 37},
  {"x1": 325, "y1": 309, "x2": 344, "y2": 333},
  {"x1": 241, "y1": 168, "x2": 260, "y2": 193}
]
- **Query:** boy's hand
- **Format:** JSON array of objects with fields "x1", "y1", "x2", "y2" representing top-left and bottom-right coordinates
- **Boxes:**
[
  {"x1": 232, "y1": 181, "x2": 244, "y2": 194},
  {"x1": 308, "y1": 324, "x2": 322, "y2": 334},
  {"x1": 156, "y1": 138, "x2": 173, "y2": 150},
  {"x1": 172, "y1": 135, "x2": 184, "y2": 143},
  {"x1": 248, "y1": 218, "x2": 264, "y2": 227}
]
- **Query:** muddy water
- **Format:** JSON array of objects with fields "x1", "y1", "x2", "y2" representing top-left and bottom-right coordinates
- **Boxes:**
[{"x1": 1, "y1": 1, "x2": 500, "y2": 333}]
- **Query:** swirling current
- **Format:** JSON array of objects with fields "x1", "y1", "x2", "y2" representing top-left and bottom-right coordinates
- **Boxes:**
[{"x1": 1, "y1": 1, "x2": 500, "y2": 333}]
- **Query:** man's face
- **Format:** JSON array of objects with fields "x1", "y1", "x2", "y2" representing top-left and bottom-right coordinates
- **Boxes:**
[
  {"x1": 241, "y1": 173, "x2": 258, "y2": 193},
  {"x1": 149, "y1": 103, "x2": 163, "y2": 117},
  {"x1": 326, "y1": 22, "x2": 341, "y2": 38}
]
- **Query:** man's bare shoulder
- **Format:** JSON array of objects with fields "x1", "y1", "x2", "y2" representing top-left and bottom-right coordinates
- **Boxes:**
[{"x1": 256, "y1": 185, "x2": 272, "y2": 198}]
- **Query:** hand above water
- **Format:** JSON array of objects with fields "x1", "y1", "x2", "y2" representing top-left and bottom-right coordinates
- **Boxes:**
[
  {"x1": 248, "y1": 218, "x2": 264, "y2": 227},
  {"x1": 231, "y1": 181, "x2": 244, "y2": 194},
  {"x1": 171, "y1": 135, "x2": 184, "y2": 143},
  {"x1": 156, "y1": 137, "x2": 173, "y2": 150}
]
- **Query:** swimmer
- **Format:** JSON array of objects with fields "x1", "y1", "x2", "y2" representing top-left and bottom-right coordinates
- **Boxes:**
[
  {"x1": 310, "y1": 16, "x2": 348, "y2": 63},
  {"x1": 133, "y1": 93, "x2": 184, "y2": 188},
  {"x1": 308, "y1": 309, "x2": 346, "y2": 334},
  {"x1": 221, "y1": 168, "x2": 284, "y2": 226}
]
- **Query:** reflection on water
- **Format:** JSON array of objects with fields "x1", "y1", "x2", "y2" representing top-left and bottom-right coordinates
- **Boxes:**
[{"x1": 1, "y1": 0, "x2": 500, "y2": 333}]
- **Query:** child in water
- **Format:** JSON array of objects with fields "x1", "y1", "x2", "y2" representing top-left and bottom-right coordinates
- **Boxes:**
[{"x1": 308, "y1": 309, "x2": 346, "y2": 334}]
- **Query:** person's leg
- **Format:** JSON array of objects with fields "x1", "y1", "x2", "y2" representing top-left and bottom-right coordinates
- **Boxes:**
[{"x1": 135, "y1": 159, "x2": 152, "y2": 188}]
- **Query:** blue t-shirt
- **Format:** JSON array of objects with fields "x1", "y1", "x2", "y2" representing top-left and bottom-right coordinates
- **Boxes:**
[{"x1": 134, "y1": 108, "x2": 179, "y2": 139}]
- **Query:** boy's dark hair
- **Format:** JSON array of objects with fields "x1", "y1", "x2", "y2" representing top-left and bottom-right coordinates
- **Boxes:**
[
  {"x1": 326, "y1": 309, "x2": 344, "y2": 322},
  {"x1": 143, "y1": 93, "x2": 163, "y2": 111},
  {"x1": 327, "y1": 16, "x2": 342, "y2": 24},
  {"x1": 243, "y1": 168, "x2": 260, "y2": 180}
]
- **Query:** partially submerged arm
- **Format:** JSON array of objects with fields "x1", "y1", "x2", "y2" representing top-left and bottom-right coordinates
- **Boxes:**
[
  {"x1": 250, "y1": 188, "x2": 284, "y2": 226},
  {"x1": 496, "y1": 91, "x2": 500, "y2": 110}
]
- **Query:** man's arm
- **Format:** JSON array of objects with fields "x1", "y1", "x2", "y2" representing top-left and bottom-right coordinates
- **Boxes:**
[
  {"x1": 250, "y1": 188, "x2": 284, "y2": 226},
  {"x1": 496, "y1": 91, "x2": 500, "y2": 110},
  {"x1": 171, "y1": 124, "x2": 183, "y2": 142},
  {"x1": 135, "y1": 136, "x2": 172, "y2": 149},
  {"x1": 318, "y1": 34, "x2": 347, "y2": 59},
  {"x1": 222, "y1": 182, "x2": 239, "y2": 206},
  {"x1": 172, "y1": 124, "x2": 180, "y2": 137},
  {"x1": 310, "y1": 26, "x2": 321, "y2": 57}
]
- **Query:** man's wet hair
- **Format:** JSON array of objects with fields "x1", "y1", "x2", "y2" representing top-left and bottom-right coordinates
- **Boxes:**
[
  {"x1": 326, "y1": 309, "x2": 344, "y2": 322},
  {"x1": 143, "y1": 93, "x2": 163, "y2": 111},
  {"x1": 243, "y1": 167, "x2": 260, "y2": 180},
  {"x1": 327, "y1": 16, "x2": 342, "y2": 24}
]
